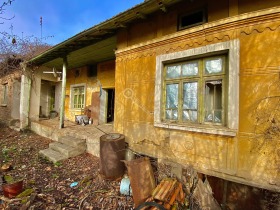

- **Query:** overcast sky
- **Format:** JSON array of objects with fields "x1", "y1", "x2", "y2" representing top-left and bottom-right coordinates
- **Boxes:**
[{"x1": 1, "y1": 0, "x2": 143, "y2": 45}]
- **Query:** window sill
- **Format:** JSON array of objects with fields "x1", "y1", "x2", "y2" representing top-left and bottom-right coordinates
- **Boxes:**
[
  {"x1": 1, "y1": 104, "x2": 7, "y2": 107},
  {"x1": 154, "y1": 122, "x2": 237, "y2": 137}
]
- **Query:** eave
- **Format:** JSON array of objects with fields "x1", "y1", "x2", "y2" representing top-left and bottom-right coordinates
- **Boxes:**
[{"x1": 28, "y1": 0, "x2": 183, "y2": 69}]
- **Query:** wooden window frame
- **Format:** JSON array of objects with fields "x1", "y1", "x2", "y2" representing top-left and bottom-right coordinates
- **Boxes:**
[
  {"x1": 154, "y1": 40, "x2": 240, "y2": 136},
  {"x1": 178, "y1": 8, "x2": 207, "y2": 31},
  {"x1": 70, "y1": 84, "x2": 86, "y2": 110},
  {"x1": 163, "y1": 55, "x2": 227, "y2": 125}
]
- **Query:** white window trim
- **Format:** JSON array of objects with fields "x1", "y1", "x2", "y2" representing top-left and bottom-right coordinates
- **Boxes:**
[
  {"x1": 154, "y1": 39, "x2": 239, "y2": 136},
  {"x1": 70, "y1": 83, "x2": 86, "y2": 110}
]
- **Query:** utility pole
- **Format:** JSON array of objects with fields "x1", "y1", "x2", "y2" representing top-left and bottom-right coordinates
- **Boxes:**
[{"x1": 40, "y1": 17, "x2": 42, "y2": 41}]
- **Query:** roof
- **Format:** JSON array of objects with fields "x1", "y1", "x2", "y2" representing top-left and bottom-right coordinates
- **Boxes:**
[{"x1": 28, "y1": 0, "x2": 183, "y2": 69}]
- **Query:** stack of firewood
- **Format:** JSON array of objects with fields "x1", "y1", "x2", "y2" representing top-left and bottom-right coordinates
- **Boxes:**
[{"x1": 143, "y1": 178, "x2": 185, "y2": 210}]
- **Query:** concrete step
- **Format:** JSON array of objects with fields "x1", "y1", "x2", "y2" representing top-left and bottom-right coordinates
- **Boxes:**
[
  {"x1": 39, "y1": 148, "x2": 68, "y2": 163},
  {"x1": 49, "y1": 142, "x2": 86, "y2": 158},
  {"x1": 58, "y1": 136, "x2": 86, "y2": 148},
  {"x1": 9, "y1": 119, "x2": 20, "y2": 127},
  {"x1": 9, "y1": 125, "x2": 21, "y2": 132}
]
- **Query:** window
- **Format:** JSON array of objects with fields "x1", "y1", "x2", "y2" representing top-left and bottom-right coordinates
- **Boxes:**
[
  {"x1": 70, "y1": 84, "x2": 85, "y2": 109},
  {"x1": 1, "y1": 83, "x2": 8, "y2": 105},
  {"x1": 178, "y1": 9, "x2": 206, "y2": 30},
  {"x1": 155, "y1": 40, "x2": 240, "y2": 136},
  {"x1": 164, "y1": 56, "x2": 226, "y2": 125}
]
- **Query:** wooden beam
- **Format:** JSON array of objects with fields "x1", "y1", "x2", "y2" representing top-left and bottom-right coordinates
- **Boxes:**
[
  {"x1": 114, "y1": 22, "x2": 126, "y2": 28},
  {"x1": 158, "y1": 2, "x2": 167, "y2": 13},
  {"x1": 136, "y1": 12, "x2": 146, "y2": 19},
  {"x1": 84, "y1": 35, "x2": 102, "y2": 39},
  {"x1": 59, "y1": 56, "x2": 67, "y2": 129}
]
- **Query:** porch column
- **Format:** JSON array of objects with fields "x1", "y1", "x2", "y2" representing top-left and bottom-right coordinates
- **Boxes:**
[
  {"x1": 59, "y1": 56, "x2": 67, "y2": 129},
  {"x1": 20, "y1": 74, "x2": 31, "y2": 129}
]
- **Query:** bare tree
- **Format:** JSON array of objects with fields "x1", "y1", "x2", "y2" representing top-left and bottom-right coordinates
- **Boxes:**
[
  {"x1": 0, "y1": 32, "x2": 51, "y2": 79},
  {"x1": 0, "y1": 0, "x2": 15, "y2": 24},
  {"x1": 0, "y1": 0, "x2": 51, "y2": 79}
]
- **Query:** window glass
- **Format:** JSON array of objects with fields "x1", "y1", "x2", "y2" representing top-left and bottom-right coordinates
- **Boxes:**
[
  {"x1": 72, "y1": 86, "x2": 85, "y2": 109},
  {"x1": 205, "y1": 58, "x2": 223, "y2": 74},
  {"x1": 179, "y1": 9, "x2": 206, "y2": 30},
  {"x1": 166, "y1": 65, "x2": 181, "y2": 78},
  {"x1": 183, "y1": 110, "x2": 197, "y2": 122},
  {"x1": 182, "y1": 62, "x2": 198, "y2": 76},
  {"x1": 163, "y1": 56, "x2": 225, "y2": 125},
  {"x1": 166, "y1": 84, "x2": 179, "y2": 120},
  {"x1": 183, "y1": 82, "x2": 198, "y2": 109},
  {"x1": 183, "y1": 82, "x2": 198, "y2": 122},
  {"x1": 166, "y1": 84, "x2": 178, "y2": 108}
]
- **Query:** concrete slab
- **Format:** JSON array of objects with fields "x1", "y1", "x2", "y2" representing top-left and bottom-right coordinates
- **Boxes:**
[
  {"x1": 39, "y1": 148, "x2": 67, "y2": 163},
  {"x1": 9, "y1": 126, "x2": 21, "y2": 132},
  {"x1": 30, "y1": 119, "x2": 114, "y2": 156},
  {"x1": 58, "y1": 136, "x2": 86, "y2": 148},
  {"x1": 49, "y1": 142, "x2": 86, "y2": 158}
]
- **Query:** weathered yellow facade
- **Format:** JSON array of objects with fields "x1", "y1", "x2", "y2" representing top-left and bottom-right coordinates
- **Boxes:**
[
  {"x1": 114, "y1": 1, "x2": 280, "y2": 191},
  {"x1": 65, "y1": 60, "x2": 115, "y2": 122},
  {"x1": 27, "y1": 0, "x2": 280, "y2": 193}
]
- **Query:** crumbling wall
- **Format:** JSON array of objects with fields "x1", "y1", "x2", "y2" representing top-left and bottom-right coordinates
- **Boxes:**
[{"x1": 0, "y1": 71, "x2": 21, "y2": 125}]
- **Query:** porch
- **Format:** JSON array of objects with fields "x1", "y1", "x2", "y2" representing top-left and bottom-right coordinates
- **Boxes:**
[{"x1": 30, "y1": 118, "x2": 113, "y2": 157}]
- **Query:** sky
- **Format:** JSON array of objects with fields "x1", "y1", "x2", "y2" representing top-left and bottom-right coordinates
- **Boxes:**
[{"x1": 1, "y1": 0, "x2": 144, "y2": 45}]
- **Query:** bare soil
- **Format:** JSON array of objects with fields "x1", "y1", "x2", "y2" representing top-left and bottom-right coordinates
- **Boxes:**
[{"x1": 0, "y1": 126, "x2": 134, "y2": 209}]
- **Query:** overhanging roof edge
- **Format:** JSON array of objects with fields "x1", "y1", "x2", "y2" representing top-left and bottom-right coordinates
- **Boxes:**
[{"x1": 28, "y1": 0, "x2": 181, "y2": 66}]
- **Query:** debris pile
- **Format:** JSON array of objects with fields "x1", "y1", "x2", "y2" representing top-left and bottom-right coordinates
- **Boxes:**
[{"x1": 144, "y1": 178, "x2": 185, "y2": 209}]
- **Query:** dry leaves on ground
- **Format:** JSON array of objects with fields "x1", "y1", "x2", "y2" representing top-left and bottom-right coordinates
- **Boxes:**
[{"x1": 0, "y1": 127, "x2": 134, "y2": 209}]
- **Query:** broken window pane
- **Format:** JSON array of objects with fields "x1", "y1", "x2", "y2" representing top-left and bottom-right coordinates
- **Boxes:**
[
  {"x1": 205, "y1": 58, "x2": 222, "y2": 74},
  {"x1": 183, "y1": 82, "x2": 197, "y2": 109},
  {"x1": 182, "y1": 62, "x2": 198, "y2": 76},
  {"x1": 214, "y1": 110, "x2": 222, "y2": 123},
  {"x1": 166, "y1": 65, "x2": 181, "y2": 78},
  {"x1": 204, "y1": 80, "x2": 222, "y2": 123},
  {"x1": 166, "y1": 84, "x2": 178, "y2": 108}
]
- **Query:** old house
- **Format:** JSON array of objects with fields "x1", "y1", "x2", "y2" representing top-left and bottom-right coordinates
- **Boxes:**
[{"x1": 18, "y1": 0, "x2": 280, "y2": 207}]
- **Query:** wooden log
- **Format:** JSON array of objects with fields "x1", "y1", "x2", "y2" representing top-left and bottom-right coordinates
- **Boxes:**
[
  {"x1": 164, "y1": 183, "x2": 182, "y2": 210},
  {"x1": 156, "y1": 180, "x2": 174, "y2": 201},
  {"x1": 154, "y1": 179, "x2": 169, "y2": 200},
  {"x1": 177, "y1": 183, "x2": 185, "y2": 203},
  {"x1": 151, "y1": 179, "x2": 166, "y2": 198},
  {"x1": 161, "y1": 179, "x2": 177, "y2": 202}
]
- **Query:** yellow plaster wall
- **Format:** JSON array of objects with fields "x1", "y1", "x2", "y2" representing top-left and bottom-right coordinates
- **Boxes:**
[
  {"x1": 65, "y1": 61, "x2": 115, "y2": 121},
  {"x1": 115, "y1": 6, "x2": 280, "y2": 191},
  {"x1": 97, "y1": 60, "x2": 115, "y2": 88},
  {"x1": 239, "y1": 0, "x2": 280, "y2": 14}
]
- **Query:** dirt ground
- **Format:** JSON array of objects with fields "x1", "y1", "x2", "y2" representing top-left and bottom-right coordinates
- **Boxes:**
[{"x1": 0, "y1": 126, "x2": 135, "y2": 209}]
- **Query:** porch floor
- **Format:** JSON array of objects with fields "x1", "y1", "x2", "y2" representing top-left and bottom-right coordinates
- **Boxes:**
[{"x1": 30, "y1": 118, "x2": 114, "y2": 157}]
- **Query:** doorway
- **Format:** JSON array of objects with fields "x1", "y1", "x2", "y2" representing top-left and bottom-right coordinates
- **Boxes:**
[{"x1": 106, "y1": 89, "x2": 115, "y2": 123}]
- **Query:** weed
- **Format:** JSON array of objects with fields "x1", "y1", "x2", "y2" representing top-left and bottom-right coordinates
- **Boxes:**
[
  {"x1": 2, "y1": 147, "x2": 10, "y2": 163},
  {"x1": 54, "y1": 161, "x2": 62, "y2": 167}
]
